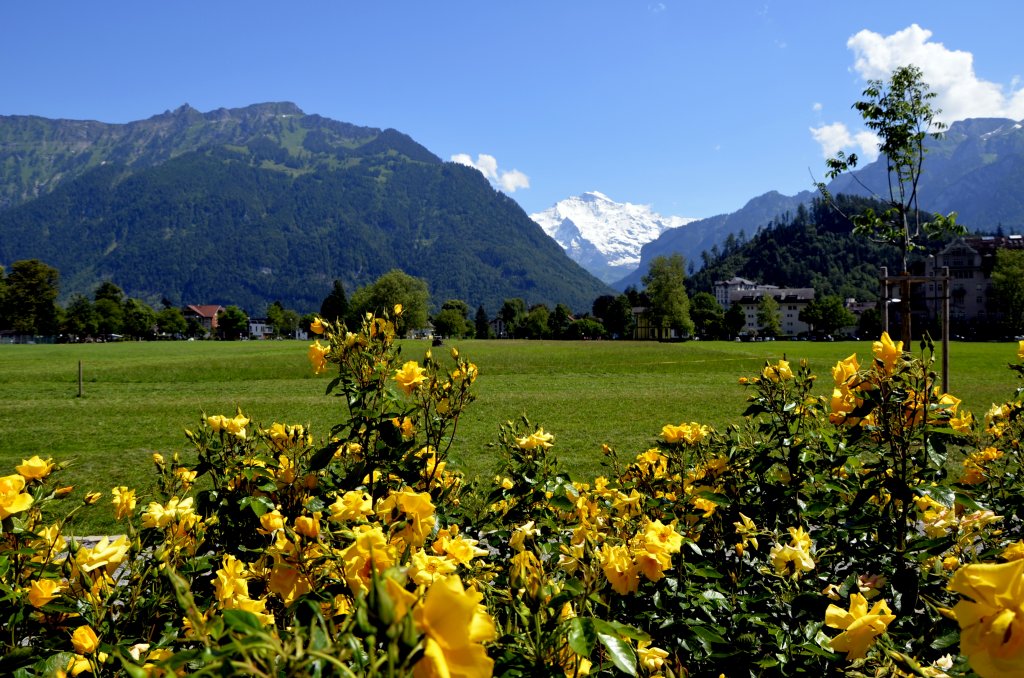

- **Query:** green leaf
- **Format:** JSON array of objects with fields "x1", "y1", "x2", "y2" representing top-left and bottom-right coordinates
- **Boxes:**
[
  {"x1": 592, "y1": 619, "x2": 649, "y2": 642},
  {"x1": 930, "y1": 629, "x2": 960, "y2": 650},
  {"x1": 597, "y1": 632, "x2": 637, "y2": 676},
  {"x1": 567, "y1": 617, "x2": 596, "y2": 658},
  {"x1": 223, "y1": 609, "x2": 263, "y2": 633},
  {"x1": 690, "y1": 624, "x2": 726, "y2": 645}
]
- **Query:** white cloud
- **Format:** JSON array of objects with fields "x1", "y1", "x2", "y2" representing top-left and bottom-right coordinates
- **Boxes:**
[
  {"x1": 809, "y1": 122, "x2": 880, "y2": 161},
  {"x1": 812, "y1": 24, "x2": 1024, "y2": 158},
  {"x1": 451, "y1": 152, "x2": 530, "y2": 193},
  {"x1": 847, "y1": 24, "x2": 1024, "y2": 122},
  {"x1": 812, "y1": 102, "x2": 822, "y2": 112}
]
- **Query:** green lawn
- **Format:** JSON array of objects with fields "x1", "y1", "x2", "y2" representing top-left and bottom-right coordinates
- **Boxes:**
[{"x1": 1, "y1": 338, "x2": 1018, "y2": 532}]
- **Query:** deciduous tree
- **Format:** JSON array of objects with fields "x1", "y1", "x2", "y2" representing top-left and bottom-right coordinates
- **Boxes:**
[
  {"x1": 642, "y1": 254, "x2": 694, "y2": 339},
  {"x1": 1, "y1": 259, "x2": 60, "y2": 335},
  {"x1": 756, "y1": 294, "x2": 781, "y2": 337},
  {"x1": 991, "y1": 249, "x2": 1024, "y2": 335},
  {"x1": 800, "y1": 295, "x2": 857, "y2": 337},
  {"x1": 348, "y1": 269, "x2": 429, "y2": 337},
  {"x1": 217, "y1": 305, "x2": 249, "y2": 340}
]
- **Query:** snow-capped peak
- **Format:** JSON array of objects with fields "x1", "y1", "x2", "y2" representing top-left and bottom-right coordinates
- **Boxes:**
[{"x1": 531, "y1": 192, "x2": 695, "y2": 284}]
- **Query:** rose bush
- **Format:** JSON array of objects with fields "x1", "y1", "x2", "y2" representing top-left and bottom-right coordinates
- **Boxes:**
[{"x1": 2, "y1": 322, "x2": 1024, "y2": 676}]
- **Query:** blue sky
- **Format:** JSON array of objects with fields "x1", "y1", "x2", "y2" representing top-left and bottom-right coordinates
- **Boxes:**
[{"x1": 3, "y1": 2, "x2": 1022, "y2": 220}]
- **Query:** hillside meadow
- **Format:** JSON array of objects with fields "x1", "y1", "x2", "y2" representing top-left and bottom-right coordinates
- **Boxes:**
[{"x1": 0, "y1": 337, "x2": 1017, "y2": 533}]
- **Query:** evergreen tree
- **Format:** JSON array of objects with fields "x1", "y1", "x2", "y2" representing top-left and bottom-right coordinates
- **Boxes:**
[
  {"x1": 549, "y1": 304, "x2": 573, "y2": 339},
  {"x1": 474, "y1": 305, "x2": 492, "y2": 339},
  {"x1": 320, "y1": 280, "x2": 349, "y2": 325}
]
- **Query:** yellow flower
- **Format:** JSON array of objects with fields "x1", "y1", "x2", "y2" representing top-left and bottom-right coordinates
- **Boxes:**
[
  {"x1": 950, "y1": 559, "x2": 1024, "y2": 677},
  {"x1": 409, "y1": 550, "x2": 458, "y2": 586},
  {"x1": 259, "y1": 509, "x2": 285, "y2": 533},
  {"x1": 762, "y1": 359, "x2": 793, "y2": 382},
  {"x1": 600, "y1": 543, "x2": 640, "y2": 595},
  {"x1": 661, "y1": 422, "x2": 710, "y2": 444},
  {"x1": 412, "y1": 575, "x2": 496, "y2": 678},
  {"x1": 643, "y1": 519, "x2": 683, "y2": 554},
  {"x1": 832, "y1": 353, "x2": 860, "y2": 387},
  {"x1": 376, "y1": 488, "x2": 436, "y2": 548},
  {"x1": 16, "y1": 455, "x2": 53, "y2": 480},
  {"x1": 83, "y1": 490, "x2": 102, "y2": 505},
  {"x1": 329, "y1": 490, "x2": 373, "y2": 522},
  {"x1": 394, "y1": 360, "x2": 428, "y2": 394},
  {"x1": 310, "y1": 317, "x2": 325, "y2": 335},
  {"x1": 825, "y1": 593, "x2": 895, "y2": 660},
  {"x1": 27, "y1": 578, "x2": 61, "y2": 608},
  {"x1": 1002, "y1": 541, "x2": 1024, "y2": 562},
  {"x1": 214, "y1": 554, "x2": 249, "y2": 605},
  {"x1": 509, "y1": 521, "x2": 541, "y2": 551},
  {"x1": 638, "y1": 640, "x2": 669, "y2": 672},
  {"x1": 111, "y1": 486, "x2": 137, "y2": 521},
  {"x1": 71, "y1": 625, "x2": 100, "y2": 655},
  {"x1": 0, "y1": 474, "x2": 34, "y2": 519},
  {"x1": 872, "y1": 331, "x2": 903, "y2": 374},
  {"x1": 294, "y1": 512, "x2": 322, "y2": 539},
  {"x1": 769, "y1": 543, "x2": 815, "y2": 579},
  {"x1": 1018, "y1": 339, "x2": 1024, "y2": 361},
  {"x1": 308, "y1": 340, "x2": 329, "y2": 374},
  {"x1": 75, "y1": 535, "x2": 130, "y2": 574},
  {"x1": 223, "y1": 413, "x2": 249, "y2": 439},
  {"x1": 516, "y1": 428, "x2": 554, "y2": 450}
]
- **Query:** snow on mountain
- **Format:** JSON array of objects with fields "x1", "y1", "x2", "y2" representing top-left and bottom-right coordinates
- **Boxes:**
[{"x1": 530, "y1": 191, "x2": 696, "y2": 284}]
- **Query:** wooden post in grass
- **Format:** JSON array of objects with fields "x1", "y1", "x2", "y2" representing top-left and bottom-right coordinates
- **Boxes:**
[{"x1": 78, "y1": 360, "x2": 83, "y2": 398}]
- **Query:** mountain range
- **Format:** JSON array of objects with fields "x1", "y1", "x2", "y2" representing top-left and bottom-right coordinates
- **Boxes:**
[
  {"x1": 570, "y1": 117, "x2": 1024, "y2": 291},
  {"x1": 529, "y1": 191, "x2": 695, "y2": 284},
  {"x1": 0, "y1": 103, "x2": 611, "y2": 314}
]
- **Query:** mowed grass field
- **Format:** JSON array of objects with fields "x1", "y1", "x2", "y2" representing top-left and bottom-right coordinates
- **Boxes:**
[{"x1": 1, "y1": 338, "x2": 1018, "y2": 533}]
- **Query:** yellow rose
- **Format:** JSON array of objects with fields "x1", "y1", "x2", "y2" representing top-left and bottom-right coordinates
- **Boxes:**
[
  {"x1": 76, "y1": 535, "x2": 130, "y2": 574},
  {"x1": 872, "y1": 331, "x2": 903, "y2": 374},
  {"x1": 27, "y1": 578, "x2": 61, "y2": 608},
  {"x1": 308, "y1": 340, "x2": 329, "y2": 375},
  {"x1": 1018, "y1": 339, "x2": 1024, "y2": 361},
  {"x1": 762, "y1": 359, "x2": 793, "y2": 382},
  {"x1": 16, "y1": 455, "x2": 53, "y2": 480},
  {"x1": 259, "y1": 509, "x2": 285, "y2": 533},
  {"x1": 515, "y1": 428, "x2": 554, "y2": 450},
  {"x1": 950, "y1": 559, "x2": 1024, "y2": 677},
  {"x1": 0, "y1": 474, "x2": 34, "y2": 519},
  {"x1": 310, "y1": 317, "x2": 325, "y2": 335},
  {"x1": 71, "y1": 625, "x2": 100, "y2": 655},
  {"x1": 833, "y1": 353, "x2": 860, "y2": 384},
  {"x1": 294, "y1": 512, "x2": 322, "y2": 539},
  {"x1": 393, "y1": 360, "x2": 427, "y2": 394},
  {"x1": 413, "y1": 575, "x2": 496, "y2": 678},
  {"x1": 825, "y1": 593, "x2": 895, "y2": 660},
  {"x1": 111, "y1": 486, "x2": 137, "y2": 521}
]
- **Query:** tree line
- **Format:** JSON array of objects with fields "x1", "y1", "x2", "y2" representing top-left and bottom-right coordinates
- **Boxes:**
[{"x1": 0, "y1": 255, "x2": 706, "y2": 342}]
